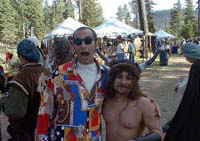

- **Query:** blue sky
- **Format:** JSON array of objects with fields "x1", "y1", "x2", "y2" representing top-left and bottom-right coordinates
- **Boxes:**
[{"x1": 99, "y1": 0, "x2": 198, "y2": 19}]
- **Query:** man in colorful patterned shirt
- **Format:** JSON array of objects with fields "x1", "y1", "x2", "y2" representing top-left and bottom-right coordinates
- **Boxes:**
[{"x1": 53, "y1": 27, "x2": 109, "y2": 141}]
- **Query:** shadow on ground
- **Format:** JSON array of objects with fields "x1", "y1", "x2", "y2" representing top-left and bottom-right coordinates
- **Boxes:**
[{"x1": 139, "y1": 55, "x2": 190, "y2": 125}]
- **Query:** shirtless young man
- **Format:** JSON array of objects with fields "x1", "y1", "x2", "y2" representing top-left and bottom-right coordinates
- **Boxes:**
[{"x1": 103, "y1": 63, "x2": 162, "y2": 141}]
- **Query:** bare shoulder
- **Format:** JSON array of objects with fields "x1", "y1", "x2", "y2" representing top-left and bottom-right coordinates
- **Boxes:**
[
  {"x1": 136, "y1": 96, "x2": 159, "y2": 110},
  {"x1": 136, "y1": 96, "x2": 161, "y2": 117},
  {"x1": 136, "y1": 96, "x2": 155, "y2": 105}
]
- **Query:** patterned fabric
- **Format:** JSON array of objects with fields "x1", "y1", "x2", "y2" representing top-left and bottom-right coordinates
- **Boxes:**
[
  {"x1": 36, "y1": 72, "x2": 55, "y2": 141},
  {"x1": 52, "y1": 60, "x2": 108, "y2": 141}
]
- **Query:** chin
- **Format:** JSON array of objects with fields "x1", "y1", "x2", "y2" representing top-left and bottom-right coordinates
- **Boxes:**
[
  {"x1": 79, "y1": 59, "x2": 93, "y2": 64},
  {"x1": 116, "y1": 90, "x2": 129, "y2": 95},
  {"x1": 79, "y1": 57, "x2": 94, "y2": 64}
]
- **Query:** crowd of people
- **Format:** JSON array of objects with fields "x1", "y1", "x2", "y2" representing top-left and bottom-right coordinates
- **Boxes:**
[{"x1": 0, "y1": 26, "x2": 199, "y2": 141}]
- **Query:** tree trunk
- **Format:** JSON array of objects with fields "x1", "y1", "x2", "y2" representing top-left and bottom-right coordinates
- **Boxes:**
[{"x1": 137, "y1": 0, "x2": 149, "y2": 34}]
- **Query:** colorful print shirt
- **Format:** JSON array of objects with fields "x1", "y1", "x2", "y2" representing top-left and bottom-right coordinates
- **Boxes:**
[{"x1": 52, "y1": 60, "x2": 108, "y2": 141}]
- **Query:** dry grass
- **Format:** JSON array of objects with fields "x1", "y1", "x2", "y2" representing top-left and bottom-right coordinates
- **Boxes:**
[{"x1": 139, "y1": 55, "x2": 190, "y2": 125}]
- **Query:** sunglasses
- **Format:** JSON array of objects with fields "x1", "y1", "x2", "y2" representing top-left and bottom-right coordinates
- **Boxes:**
[{"x1": 73, "y1": 37, "x2": 95, "y2": 46}]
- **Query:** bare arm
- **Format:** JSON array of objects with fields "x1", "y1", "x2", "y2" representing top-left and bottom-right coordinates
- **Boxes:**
[
  {"x1": 129, "y1": 97, "x2": 162, "y2": 141},
  {"x1": 141, "y1": 97, "x2": 162, "y2": 135}
]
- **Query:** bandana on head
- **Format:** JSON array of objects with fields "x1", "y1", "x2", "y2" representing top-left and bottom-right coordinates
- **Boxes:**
[
  {"x1": 182, "y1": 43, "x2": 200, "y2": 60},
  {"x1": 27, "y1": 36, "x2": 39, "y2": 47},
  {"x1": 17, "y1": 39, "x2": 40, "y2": 62}
]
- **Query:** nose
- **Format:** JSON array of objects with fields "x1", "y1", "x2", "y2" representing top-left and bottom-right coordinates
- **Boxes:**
[
  {"x1": 120, "y1": 78, "x2": 128, "y2": 85},
  {"x1": 81, "y1": 41, "x2": 87, "y2": 46},
  {"x1": 79, "y1": 43, "x2": 90, "y2": 52}
]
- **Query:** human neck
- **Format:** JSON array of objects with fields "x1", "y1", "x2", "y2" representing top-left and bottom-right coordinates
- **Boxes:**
[
  {"x1": 114, "y1": 93, "x2": 128, "y2": 102},
  {"x1": 78, "y1": 61, "x2": 95, "y2": 65},
  {"x1": 78, "y1": 58, "x2": 95, "y2": 65},
  {"x1": 77, "y1": 62, "x2": 96, "y2": 68}
]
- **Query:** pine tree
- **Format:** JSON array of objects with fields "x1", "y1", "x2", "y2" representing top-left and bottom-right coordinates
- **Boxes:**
[
  {"x1": 169, "y1": 0, "x2": 183, "y2": 39},
  {"x1": 125, "y1": 12, "x2": 132, "y2": 25},
  {"x1": 10, "y1": 0, "x2": 30, "y2": 39},
  {"x1": 81, "y1": 0, "x2": 104, "y2": 27},
  {"x1": 0, "y1": 0, "x2": 18, "y2": 42},
  {"x1": 52, "y1": 0, "x2": 66, "y2": 25},
  {"x1": 137, "y1": 0, "x2": 149, "y2": 33},
  {"x1": 63, "y1": 0, "x2": 75, "y2": 19},
  {"x1": 181, "y1": 0, "x2": 197, "y2": 39},
  {"x1": 12, "y1": 0, "x2": 45, "y2": 39},
  {"x1": 116, "y1": 4, "x2": 133, "y2": 25},
  {"x1": 123, "y1": 4, "x2": 132, "y2": 25},
  {"x1": 43, "y1": 0, "x2": 53, "y2": 33},
  {"x1": 19, "y1": 0, "x2": 45, "y2": 38},
  {"x1": 116, "y1": 6, "x2": 124, "y2": 21},
  {"x1": 145, "y1": 0, "x2": 155, "y2": 33},
  {"x1": 129, "y1": 0, "x2": 140, "y2": 28}
]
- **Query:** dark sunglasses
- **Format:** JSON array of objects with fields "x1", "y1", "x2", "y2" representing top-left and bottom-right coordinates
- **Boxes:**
[{"x1": 73, "y1": 37, "x2": 95, "y2": 46}]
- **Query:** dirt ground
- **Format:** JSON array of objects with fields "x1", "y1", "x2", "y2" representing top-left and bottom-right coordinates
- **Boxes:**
[{"x1": 139, "y1": 55, "x2": 190, "y2": 125}]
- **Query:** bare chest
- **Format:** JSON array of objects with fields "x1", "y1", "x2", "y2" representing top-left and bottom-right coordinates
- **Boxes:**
[{"x1": 103, "y1": 100, "x2": 143, "y2": 129}]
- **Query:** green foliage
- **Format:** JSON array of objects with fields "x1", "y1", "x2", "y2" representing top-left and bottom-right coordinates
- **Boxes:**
[
  {"x1": 81, "y1": 0, "x2": 104, "y2": 27},
  {"x1": 181, "y1": 21, "x2": 195, "y2": 39},
  {"x1": 169, "y1": 0, "x2": 183, "y2": 39},
  {"x1": 8, "y1": 0, "x2": 46, "y2": 40},
  {"x1": 23, "y1": 0, "x2": 45, "y2": 38},
  {"x1": 0, "y1": 0, "x2": 18, "y2": 42},
  {"x1": 153, "y1": 10, "x2": 171, "y2": 30},
  {"x1": 116, "y1": 4, "x2": 133, "y2": 26},
  {"x1": 116, "y1": 5, "x2": 124, "y2": 21},
  {"x1": 49, "y1": 0, "x2": 66, "y2": 27},
  {"x1": 145, "y1": 0, "x2": 155, "y2": 32},
  {"x1": 10, "y1": 0, "x2": 25, "y2": 39},
  {"x1": 128, "y1": 0, "x2": 155, "y2": 31},
  {"x1": 1, "y1": 0, "x2": 198, "y2": 43},
  {"x1": 180, "y1": 0, "x2": 197, "y2": 39},
  {"x1": 129, "y1": 0, "x2": 139, "y2": 28},
  {"x1": 123, "y1": 4, "x2": 132, "y2": 25},
  {"x1": 125, "y1": 12, "x2": 132, "y2": 25},
  {"x1": 184, "y1": 0, "x2": 195, "y2": 23},
  {"x1": 63, "y1": 0, "x2": 75, "y2": 19},
  {"x1": 43, "y1": 0, "x2": 53, "y2": 33}
]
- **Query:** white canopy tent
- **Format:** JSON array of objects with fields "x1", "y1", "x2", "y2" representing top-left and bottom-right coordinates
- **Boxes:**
[
  {"x1": 44, "y1": 17, "x2": 87, "y2": 38},
  {"x1": 56, "y1": 17, "x2": 87, "y2": 31},
  {"x1": 154, "y1": 30, "x2": 176, "y2": 39},
  {"x1": 49, "y1": 27, "x2": 74, "y2": 36},
  {"x1": 112, "y1": 18, "x2": 143, "y2": 35},
  {"x1": 94, "y1": 18, "x2": 143, "y2": 37}
]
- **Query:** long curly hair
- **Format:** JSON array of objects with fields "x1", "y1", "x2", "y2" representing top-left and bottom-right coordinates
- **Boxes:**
[{"x1": 106, "y1": 63, "x2": 145, "y2": 100}]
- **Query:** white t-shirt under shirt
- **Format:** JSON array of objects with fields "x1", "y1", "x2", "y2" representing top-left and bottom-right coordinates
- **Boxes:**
[{"x1": 77, "y1": 62, "x2": 98, "y2": 92}]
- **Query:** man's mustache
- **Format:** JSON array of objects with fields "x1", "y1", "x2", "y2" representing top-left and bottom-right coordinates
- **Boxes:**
[
  {"x1": 80, "y1": 52, "x2": 90, "y2": 56},
  {"x1": 116, "y1": 85, "x2": 130, "y2": 89}
]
